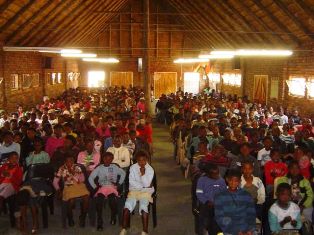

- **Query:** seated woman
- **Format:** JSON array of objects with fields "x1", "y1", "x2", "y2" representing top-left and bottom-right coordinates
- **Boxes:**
[
  {"x1": 53, "y1": 154, "x2": 90, "y2": 227},
  {"x1": 88, "y1": 152, "x2": 126, "y2": 230},
  {"x1": 0, "y1": 151, "x2": 23, "y2": 212},
  {"x1": 120, "y1": 150, "x2": 154, "y2": 235},
  {"x1": 25, "y1": 137, "x2": 50, "y2": 167},
  {"x1": 241, "y1": 161, "x2": 266, "y2": 219},
  {"x1": 275, "y1": 160, "x2": 313, "y2": 224},
  {"x1": 77, "y1": 138, "x2": 101, "y2": 174}
]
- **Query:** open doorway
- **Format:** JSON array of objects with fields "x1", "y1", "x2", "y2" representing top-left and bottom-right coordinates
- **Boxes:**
[
  {"x1": 184, "y1": 72, "x2": 200, "y2": 94},
  {"x1": 88, "y1": 71, "x2": 105, "y2": 88}
]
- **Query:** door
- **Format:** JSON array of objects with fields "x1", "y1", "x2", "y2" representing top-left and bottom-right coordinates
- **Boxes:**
[
  {"x1": 253, "y1": 75, "x2": 268, "y2": 104},
  {"x1": 154, "y1": 72, "x2": 177, "y2": 98},
  {"x1": 110, "y1": 72, "x2": 133, "y2": 87}
]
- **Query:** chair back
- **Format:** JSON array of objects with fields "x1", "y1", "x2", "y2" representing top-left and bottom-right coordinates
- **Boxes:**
[{"x1": 24, "y1": 163, "x2": 54, "y2": 182}]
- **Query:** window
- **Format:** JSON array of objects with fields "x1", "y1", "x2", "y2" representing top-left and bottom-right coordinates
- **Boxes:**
[
  {"x1": 207, "y1": 73, "x2": 220, "y2": 83},
  {"x1": 57, "y1": 73, "x2": 62, "y2": 83},
  {"x1": 51, "y1": 73, "x2": 57, "y2": 85},
  {"x1": 22, "y1": 74, "x2": 32, "y2": 89},
  {"x1": 68, "y1": 72, "x2": 74, "y2": 81},
  {"x1": 307, "y1": 78, "x2": 314, "y2": 99},
  {"x1": 32, "y1": 73, "x2": 40, "y2": 87},
  {"x1": 222, "y1": 73, "x2": 242, "y2": 86},
  {"x1": 88, "y1": 71, "x2": 105, "y2": 87},
  {"x1": 184, "y1": 72, "x2": 200, "y2": 94},
  {"x1": 11, "y1": 74, "x2": 19, "y2": 90},
  {"x1": 286, "y1": 77, "x2": 306, "y2": 97}
]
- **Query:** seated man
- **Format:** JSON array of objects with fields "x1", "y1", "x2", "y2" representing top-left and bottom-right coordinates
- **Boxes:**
[{"x1": 120, "y1": 150, "x2": 154, "y2": 235}]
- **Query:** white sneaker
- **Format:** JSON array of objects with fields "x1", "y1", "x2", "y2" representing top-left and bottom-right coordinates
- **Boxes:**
[
  {"x1": 119, "y1": 229, "x2": 127, "y2": 235},
  {"x1": 141, "y1": 231, "x2": 148, "y2": 235}
]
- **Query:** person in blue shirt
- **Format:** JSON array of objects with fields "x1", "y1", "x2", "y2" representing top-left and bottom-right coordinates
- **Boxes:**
[
  {"x1": 196, "y1": 164, "x2": 226, "y2": 235},
  {"x1": 88, "y1": 152, "x2": 126, "y2": 231},
  {"x1": 104, "y1": 127, "x2": 117, "y2": 151},
  {"x1": 214, "y1": 169, "x2": 256, "y2": 235}
]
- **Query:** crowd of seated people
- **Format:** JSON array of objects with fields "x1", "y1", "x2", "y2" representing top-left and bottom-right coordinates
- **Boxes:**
[
  {"x1": 0, "y1": 87, "x2": 154, "y2": 235},
  {"x1": 157, "y1": 88, "x2": 314, "y2": 235}
]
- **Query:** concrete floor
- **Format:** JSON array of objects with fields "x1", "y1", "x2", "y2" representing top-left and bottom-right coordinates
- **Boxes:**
[{"x1": 0, "y1": 123, "x2": 194, "y2": 235}]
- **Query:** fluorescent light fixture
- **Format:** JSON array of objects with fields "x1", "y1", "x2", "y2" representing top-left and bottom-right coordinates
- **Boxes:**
[
  {"x1": 61, "y1": 53, "x2": 97, "y2": 58},
  {"x1": 3, "y1": 46, "x2": 61, "y2": 52},
  {"x1": 60, "y1": 49, "x2": 82, "y2": 54},
  {"x1": 235, "y1": 49, "x2": 293, "y2": 56},
  {"x1": 174, "y1": 58, "x2": 209, "y2": 64},
  {"x1": 82, "y1": 58, "x2": 119, "y2": 63},
  {"x1": 199, "y1": 54, "x2": 234, "y2": 59},
  {"x1": 209, "y1": 49, "x2": 293, "y2": 57},
  {"x1": 210, "y1": 50, "x2": 235, "y2": 56},
  {"x1": 39, "y1": 50, "x2": 60, "y2": 53}
]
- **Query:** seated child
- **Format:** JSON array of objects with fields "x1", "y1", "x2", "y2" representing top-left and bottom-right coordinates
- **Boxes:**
[
  {"x1": 77, "y1": 138, "x2": 101, "y2": 173},
  {"x1": 214, "y1": 169, "x2": 256, "y2": 235},
  {"x1": 264, "y1": 148, "x2": 288, "y2": 195},
  {"x1": 241, "y1": 161, "x2": 265, "y2": 219},
  {"x1": 88, "y1": 152, "x2": 126, "y2": 230},
  {"x1": 269, "y1": 183, "x2": 302, "y2": 234},
  {"x1": 0, "y1": 151, "x2": 23, "y2": 212},
  {"x1": 275, "y1": 160, "x2": 313, "y2": 224},
  {"x1": 107, "y1": 135, "x2": 131, "y2": 169},
  {"x1": 120, "y1": 150, "x2": 154, "y2": 235},
  {"x1": 196, "y1": 164, "x2": 226, "y2": 235},
  {"x1": 26, "y1": 137, "x2": 50, "y2": 167},
  {"x1": 53, "y1": 154, "x2": 90, "y2": 227}
]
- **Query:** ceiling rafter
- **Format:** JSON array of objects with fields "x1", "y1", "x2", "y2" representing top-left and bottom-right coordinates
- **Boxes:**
[
  {"x1": 74, "y1": 0, "x2": 130, "y2": 46},
  {"x1": 0, "y1": 0, "x2": 37, "y2": 33},
  {"x1": 183, "y1": 0, "x2": 239, "y2": 48},
  {"x1": 206, "y1": 0, "x2": 257, "y2": 45},
  {"x1": 0, "y1": 1, "x2": 13, "y2": 16},
  {"x1": 272, "y1": 0, "x2": 314, "y2": 40},
  {"x1": 171, "y1": 1, "x2": 232, "y2": 47},
  {"x1": 220, "y1": 0, "x2": 272, "y2": 45},
  {"x1": 35, "y1": 1, "x2": 86, "y2": 46},
  {"x1": 164, "y1": 0, "x2": 220, "y2": 48},
  {"x1": 5, "y1": 0, "x2": 55, "y2": 44},
  {"x1": 251, "y1": 0, "x2": 300, "y2": 44},
  {"x1": 230, "y1": 0, "x2": 286, "y2": 45},
  {"x1": 66, "y1": 0, "x2": 122, "y2": 45},
  {"x1": 293, "y1": 0, "x2": 314, "y2": 21},
  {"x1": 52, "y1": 0, "x2": 106, "y2": 46},
  {"x1": 15, "y1": 0, "x2": 73, "y2": 45}
]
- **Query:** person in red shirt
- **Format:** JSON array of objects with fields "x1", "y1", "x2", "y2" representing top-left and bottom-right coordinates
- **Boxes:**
[
  {"x1": 264, "y1": 148, "x2": 288, "y2": 195},
  {"x1": 0, "y1": 151, "x2": 23, "y2": 212}
]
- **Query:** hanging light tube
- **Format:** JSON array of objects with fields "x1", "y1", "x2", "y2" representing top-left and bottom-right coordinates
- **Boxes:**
[
  {"x1": 82, "y1": 58, "x2": 119, "y2": 63},
  {"x1": 174, "y1": 58, "x2": 209, "y2": 64},
  {"x1": 61, "y1": 53, "x2": 97, "y2": 58}
]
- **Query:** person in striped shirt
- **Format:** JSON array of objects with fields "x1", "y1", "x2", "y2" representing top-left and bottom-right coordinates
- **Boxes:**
[{"x1": 214, "y1": 169, "x2": 256, "y2": 235}]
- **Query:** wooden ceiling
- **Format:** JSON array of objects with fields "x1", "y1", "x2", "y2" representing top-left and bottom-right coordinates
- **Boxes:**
[{"x1": 0, "y1": 0, "x2": 314, "y2": 49}]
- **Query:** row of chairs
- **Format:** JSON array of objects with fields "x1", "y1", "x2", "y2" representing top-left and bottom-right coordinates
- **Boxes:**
[{"x1": 9, "y1": 163, "x2": 158, "y2": 230}]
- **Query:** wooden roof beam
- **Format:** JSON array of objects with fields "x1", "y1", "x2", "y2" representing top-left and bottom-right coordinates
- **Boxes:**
[
  {"x1": 273, "y1": 0, "x2": 314, "y2": 40},
  {"x1": 206, "y1": 0, "x2": 257, "y2": 46},
  {"x1": 251, "y1": 0, "x2": 300, "y2": 45},
  {"x1": 0, "y1": 0, "x2": 37, "y2": 33},
  {"x1": 16, "y1": 1, "x2": 74, "y2": 45},
  {"x1": 170, "y1": 0, "x2": 225, "y2": 48},
  {"x1": 294, "y1": 0, "x2": 314, "y2": 21},
  {"x1": 230, "y1": 0, "x2": 286, "y2": 45},
  {"x1": 71, "y1": 0, "x2": 127, "y2": 46},
  {"x1": 172, "y1": 0, "x2": 233, "y2": 48},
  {"x1": 52, "y1": 0, "x2": 105, "y2": 46},
  {"x1": 5, "y1": 0, "x2": 55, "y2": 44},
  {"x1": 0, "y1": 1, "x2": 13, "y2": 15},
  {"x1": 35, "y1": 1, "x2": 87, "y2": 46},
  {"x1": 218, "y1": 0, "x2": 270, "y2": 45},
  {"x1": 39, "y1": 0, "x2": 96, "y2": 46}
]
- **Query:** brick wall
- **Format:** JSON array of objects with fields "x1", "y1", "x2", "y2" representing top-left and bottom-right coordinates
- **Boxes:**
[{"x1": 0, "y1": 51, "x2": 80, "y2": 112}]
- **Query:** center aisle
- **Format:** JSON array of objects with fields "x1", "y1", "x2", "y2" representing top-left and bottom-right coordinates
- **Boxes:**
[{"x1": 4, "y1": 123, "x2": 194, "y2": 235}]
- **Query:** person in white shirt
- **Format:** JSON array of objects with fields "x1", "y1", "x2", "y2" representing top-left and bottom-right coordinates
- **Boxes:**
[
  {"x1": 0, "y1": 131, "x2": 21, "y2": 160},
  {"x1": 120, "y1": 151, "x2": 155, "y2": 235},
  {"x1": 257, "y1": 136, "x2": 273, "y2": 167},
  {"x1": 107, "y1": 135, "x2": 131, "y2": 169}
]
